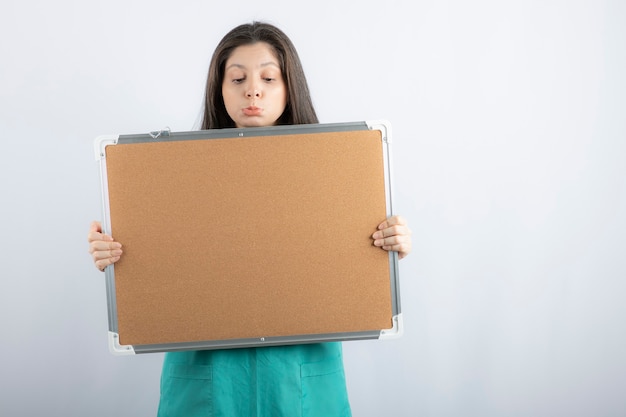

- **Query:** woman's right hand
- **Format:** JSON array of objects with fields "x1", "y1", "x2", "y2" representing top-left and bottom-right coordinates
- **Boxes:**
[{"x1": 87, "y1": 221, "x2": 123, "y2": 272}]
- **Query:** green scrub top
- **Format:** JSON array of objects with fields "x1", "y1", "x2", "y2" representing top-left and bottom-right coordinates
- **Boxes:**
[{"x1": 157, "y1": 342, "x2": 352, "y2": 417}]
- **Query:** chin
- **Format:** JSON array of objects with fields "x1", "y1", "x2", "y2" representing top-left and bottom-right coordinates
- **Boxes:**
[{"x1": 237, "y1": 119, "x2": 272, "y2": 128}]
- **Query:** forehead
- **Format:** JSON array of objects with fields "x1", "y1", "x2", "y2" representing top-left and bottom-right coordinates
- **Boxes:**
[{"x1": 225, "y1": 42, "x2": 281, "y2": 69}]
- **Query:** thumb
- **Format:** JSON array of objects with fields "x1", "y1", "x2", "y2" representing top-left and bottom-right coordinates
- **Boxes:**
[{"x1": 89, "y1": 221, "x2": 102, "y2": 234}]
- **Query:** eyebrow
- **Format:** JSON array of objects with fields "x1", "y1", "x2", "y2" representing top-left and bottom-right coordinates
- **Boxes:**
[{"x1": 225, "y1": 61, "x2": 281, "y2": 71}]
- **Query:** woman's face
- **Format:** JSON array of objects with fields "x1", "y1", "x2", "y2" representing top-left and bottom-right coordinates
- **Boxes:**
[{"x1": 222, "y1": 42, "x2": 287, "y2": 128}]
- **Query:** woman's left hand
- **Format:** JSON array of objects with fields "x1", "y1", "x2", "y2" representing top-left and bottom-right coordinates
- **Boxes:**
[{"x1": 372, "y1": 215, "x2": 412, "y2": 259}]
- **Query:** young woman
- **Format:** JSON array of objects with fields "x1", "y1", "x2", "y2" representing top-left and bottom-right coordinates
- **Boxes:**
[{"x1": 88, "y1": 22, "x2": 412, "y2": 417}]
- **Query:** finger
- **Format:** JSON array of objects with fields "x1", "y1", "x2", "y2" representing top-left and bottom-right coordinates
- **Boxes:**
[
  {"x1": 397, "y1": 248, "x2": 411, "y2": 260},
  {"x1": 373, "y1": 233, "x2": 411, "y2": 248},
  {"x1": 377, "y1": 215, "x2": 407, "y2": 230},
  {"x1": 87, "y1": 221, "x2": 105, "y2": 241},
  {"x1": 87, "y1": 223, "x2": 115, "y2": 245},
  {"x1": 374, "y1": 215, "x2": 410, "y2": 238},
  {"x1": 90, "y1": 240, "x2": 121, "y2": 250},
  {"x1": 378, "y1": 238, "x2": 412, "y2": 259},
  {"x1": 89, "y1": 240, "x2": 122, "y2": 253},
  {"x1": 91, "y1": 246, "x2": 123, "y2": 261},
  {"x1": 94, "y1": 255, "x2": 121, "y2": 272},
  {"x1": 372, "y1": 224, "x2": 412, "y2": 240},
  {"x1": 382, "y1": 243, "x2": 411, "y2": 255},
  {"x1": 89, "y1": 221, "x2": 102, "y2": 234}
]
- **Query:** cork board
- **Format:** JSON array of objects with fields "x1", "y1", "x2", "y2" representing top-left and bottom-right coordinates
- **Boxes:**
[{"x1": 97, "y1": 122, "x2": 401, "y2": 354}]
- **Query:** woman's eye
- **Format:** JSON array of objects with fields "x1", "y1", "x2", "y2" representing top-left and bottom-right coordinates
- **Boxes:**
[{"x1": 233, "y1": 77, "x2": 245, "y2": 84}]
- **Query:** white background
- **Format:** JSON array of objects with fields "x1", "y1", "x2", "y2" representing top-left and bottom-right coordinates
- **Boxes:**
[{"x1": 1, "y1": 1, "x2": 625, "y2": 416}]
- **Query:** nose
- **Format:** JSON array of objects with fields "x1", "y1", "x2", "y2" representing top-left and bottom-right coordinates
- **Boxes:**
[
  {"x1": 246, "y1": 80, "x2": 261, "y2": 98},
  {"x1": 246, "y1": 88, "x2": 261, "y2": 98}
]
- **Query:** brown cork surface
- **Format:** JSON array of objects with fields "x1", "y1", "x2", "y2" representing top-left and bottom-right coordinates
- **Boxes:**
[{"x1": 105, "y1": 129, "x2": 392, "y2": 346}]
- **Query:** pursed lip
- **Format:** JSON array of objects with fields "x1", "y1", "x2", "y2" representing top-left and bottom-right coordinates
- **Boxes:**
[{"x1": 242, "y1": 106, "x2": 262, "y2": 116}]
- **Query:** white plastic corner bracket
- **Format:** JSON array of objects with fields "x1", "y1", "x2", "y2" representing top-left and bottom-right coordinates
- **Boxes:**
[{"x1": 108, "y1": 331, "x2": 136, "y2": 355}]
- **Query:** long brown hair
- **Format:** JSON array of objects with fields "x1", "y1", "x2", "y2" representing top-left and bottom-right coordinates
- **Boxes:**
[{"x1": 201, "y1": 22, "x2": 318, "y2": 129}]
